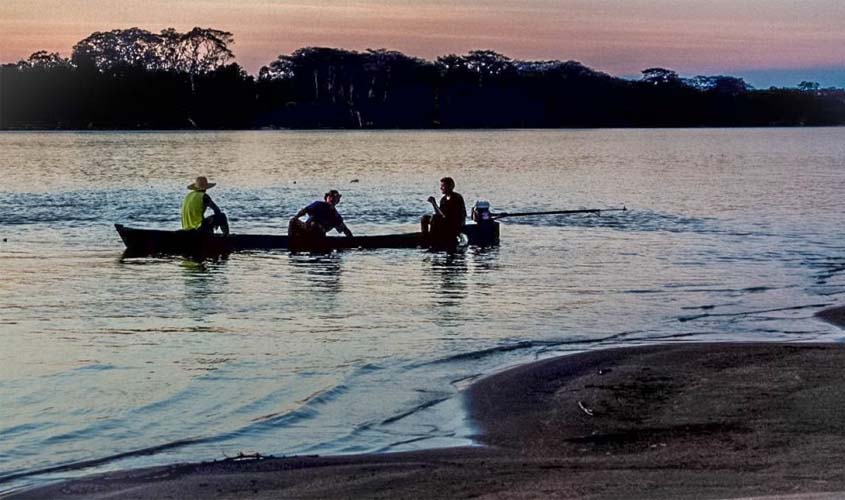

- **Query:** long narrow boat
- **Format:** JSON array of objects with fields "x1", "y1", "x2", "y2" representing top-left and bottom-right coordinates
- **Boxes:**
[{"x1": 115, "y1": 222, "x2": 499, "y2": 257}]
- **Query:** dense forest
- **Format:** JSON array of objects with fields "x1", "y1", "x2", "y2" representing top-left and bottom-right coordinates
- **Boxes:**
[{"x1": 2, "y1": 27, "x2": 844, "y2": 129}]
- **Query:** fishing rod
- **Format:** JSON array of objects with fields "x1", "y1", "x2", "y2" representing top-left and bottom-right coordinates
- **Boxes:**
[{"x1": 491, "y1": 206, "x2": 627, "y2": 220}]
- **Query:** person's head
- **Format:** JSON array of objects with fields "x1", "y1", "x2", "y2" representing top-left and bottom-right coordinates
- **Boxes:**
[
  {"x1": 440, "y1": 177, "x2": 455, "y2": 195},
  {"x1": 188, "y1": 176, "x2": 216, "y2": 192},
  {"x1": 324, "y1": 189, "x2": 342, "y2": 205}
]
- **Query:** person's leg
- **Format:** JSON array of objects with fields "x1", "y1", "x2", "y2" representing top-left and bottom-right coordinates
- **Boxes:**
[
  {"x1": 215, "y1": 212, "x2": 230, "y2": 235},
  {"x1": 304, "y1": 220, "x2": 328, "y2": 237},
  {"x1": 200, "y1": 216, "x2": 215, "y2": 233},
  {"x1": 288, "y1": 218, "x2": 306, "y2": 237},
  {"x1": 420, "y1": 214, "x2": 432, "y2": 235},
  {"x1": 200, "y1": 213, "x2": 229, "y2": 235},
  {"x1": 430, "y1": 214, "x2": 447, "y2": 237}
]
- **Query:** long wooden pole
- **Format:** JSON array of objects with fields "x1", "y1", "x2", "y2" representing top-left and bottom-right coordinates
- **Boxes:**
[{"x1": 492, "y1": 207, "x2": 626, "y2": 219}]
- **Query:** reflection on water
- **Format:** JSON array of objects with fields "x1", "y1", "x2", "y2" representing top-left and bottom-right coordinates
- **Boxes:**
[
  {"x1": 289, "y1": 252, "x2": 344, "y2": 290},
  {"x1": 288, "y1": 252, "x2": 345, "y2": 314},
  {"x1": 427, "y1": 251, "x2": 468, "y2": 308},
  {"x1": 179, "y1": 258, "x2": 228, "y2": 321},
  {"x1": 469, "y1": 245, "x2": 500, "y2": 268},
  {"x1": 2, "y1": 129, "x2": 845, "y2": 493}
]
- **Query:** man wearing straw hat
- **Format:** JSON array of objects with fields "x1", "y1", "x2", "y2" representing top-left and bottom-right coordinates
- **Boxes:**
[{"x1": 181, "y1": 176, "x2": 229, "y2": 235}]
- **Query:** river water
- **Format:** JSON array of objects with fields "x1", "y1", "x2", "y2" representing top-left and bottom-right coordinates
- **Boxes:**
[{"x1": 1, "y1": 129, "x2": 844, "y2": 492}]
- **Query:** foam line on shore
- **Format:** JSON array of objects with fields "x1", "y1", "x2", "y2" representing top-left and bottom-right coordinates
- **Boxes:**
[
  {"x1": 679, "y1": 302, "x2": 832, "y2": 322},
  {"x1": 0, "y1": 436, "x2": 207, "y2": 486}
]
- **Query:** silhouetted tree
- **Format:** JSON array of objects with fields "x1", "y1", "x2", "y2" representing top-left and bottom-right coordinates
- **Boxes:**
[
  {"x1": 17, "y1": 51, "x2": 73, "y2": 70},
  {"x1": 687, "y1": 75, "x2": 751, "y2": 95},
  {"x1": 798, "y1": 81, "x2": 821, "y2": 92},
  {"x1": 357, "y1": 49, "x2": 437, "y2": 127},
  {"x1": 71, "y1": 28, "x2": 163, "y2": 72},
  {"x1": 179, "y1": 28, "x2": 235, "y2": 76},
  {"x1": 3, "y1": 29, "x2": 845, "y2": 130},
  {"x1": 259, "y1": 56, "x2": 294, "y2": 81},
  {"x1": 641, "y1": 67, "x2": 682, "y2": 86},
  {"x1": 71, "y1": 27, "x2": 234, "y2": 76}
]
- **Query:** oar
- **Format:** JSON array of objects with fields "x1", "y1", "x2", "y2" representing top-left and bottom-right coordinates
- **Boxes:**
[{"x1": 491, "y1": 207, "x2": 626, "y2": 220}]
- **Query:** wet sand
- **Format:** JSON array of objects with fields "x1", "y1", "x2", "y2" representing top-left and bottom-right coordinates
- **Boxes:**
[{"x1": 12, "y1": 342, "x2": 845, "y2": 499}]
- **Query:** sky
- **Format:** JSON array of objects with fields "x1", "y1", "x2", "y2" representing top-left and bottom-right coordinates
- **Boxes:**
[{"x1": 1, "y1": 0, "x2": 844, "y2": 88}]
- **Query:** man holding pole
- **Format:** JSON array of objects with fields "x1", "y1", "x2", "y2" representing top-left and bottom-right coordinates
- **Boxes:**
[{"x1": 421, "y1": 176, "x2": 467, "y2": 244}]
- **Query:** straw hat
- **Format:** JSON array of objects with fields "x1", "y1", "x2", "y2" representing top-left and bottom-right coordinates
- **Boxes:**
[{"x1": 187, "y1": 176, "x2": 216, "y2": 191}]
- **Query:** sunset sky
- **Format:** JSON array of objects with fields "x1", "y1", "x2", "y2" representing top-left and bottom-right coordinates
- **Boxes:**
[{"x1": 2, "y1": 0, "x2": 844, "y2": 87}]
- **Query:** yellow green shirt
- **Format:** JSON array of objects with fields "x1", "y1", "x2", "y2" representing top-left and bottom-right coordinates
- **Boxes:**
[{"x1": 181, "y1": 191, "x2": 205, "y2": 230}]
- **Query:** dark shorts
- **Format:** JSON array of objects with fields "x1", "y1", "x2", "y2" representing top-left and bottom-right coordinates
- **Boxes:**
[{"x1": 422, "y1": 214, "x2": 463, "y2": 245}]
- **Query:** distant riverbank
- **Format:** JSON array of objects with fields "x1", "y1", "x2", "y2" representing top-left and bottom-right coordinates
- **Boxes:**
[{"x1": 5, "y1": 41, "x2": 845, "y2": 130}]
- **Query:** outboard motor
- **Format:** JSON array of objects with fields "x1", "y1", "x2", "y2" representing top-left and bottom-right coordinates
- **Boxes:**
[
  {"x1": 466, "y1": 200, "x2": 499, "y2": 246},
  {"x1": 472, "y1": 200, "x2": 492, "y2": 222}
]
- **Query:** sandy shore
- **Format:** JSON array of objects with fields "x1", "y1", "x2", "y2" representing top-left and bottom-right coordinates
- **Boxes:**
[{"x1": 12, "y1": 342, "x2": 845, "y2": 499}]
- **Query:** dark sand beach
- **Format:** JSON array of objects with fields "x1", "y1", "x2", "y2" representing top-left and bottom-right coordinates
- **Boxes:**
[{"x1": 12, "y1": 338, "x2": 845, "y2": 499}]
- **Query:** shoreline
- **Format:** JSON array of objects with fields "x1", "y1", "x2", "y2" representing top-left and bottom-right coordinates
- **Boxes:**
[{"x1": 12, "y1": 340, "x2": 845, "y2": 499}]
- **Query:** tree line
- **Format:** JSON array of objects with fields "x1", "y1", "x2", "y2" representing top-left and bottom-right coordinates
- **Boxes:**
[{"x1": 2, "y1": 27, "x2": 844, "y2": 129}]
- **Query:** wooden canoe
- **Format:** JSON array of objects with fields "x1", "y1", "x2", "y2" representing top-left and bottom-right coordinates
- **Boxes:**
[{"x1": 115, "y1": 222, "x2": 499, "y2": 257}]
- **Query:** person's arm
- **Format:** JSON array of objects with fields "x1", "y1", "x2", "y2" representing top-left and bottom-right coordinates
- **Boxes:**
[
  {"x1": 337, "y1": 221, "x2": 353, "y2": 238},
  {"x1": 290, "y1": 207, "x2": 308, "y2": 221},
  {"x1": 204, "y1": 194, "x2": 222, "y2": 215},
  {"x1": 427, "y1": 196, "x2": 444, "y2": 218}
]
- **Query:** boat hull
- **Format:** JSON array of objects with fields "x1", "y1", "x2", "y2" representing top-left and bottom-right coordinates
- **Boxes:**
[{"x1": 115, "y1": 222, "x2": 499, "y2": 257}]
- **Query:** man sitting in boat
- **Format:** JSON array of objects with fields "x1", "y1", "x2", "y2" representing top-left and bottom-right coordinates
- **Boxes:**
[
  {"x1": 421, "y1": 177, "x2": 466, "y2": 243},
  {"x1": 289, "y1": 189, "x2": 353, "y2": 238},
  {"x1": 181, "y1": 176, "x2": 229, "y2": 235}
]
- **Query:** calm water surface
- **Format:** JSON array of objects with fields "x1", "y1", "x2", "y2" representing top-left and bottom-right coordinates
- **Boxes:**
[{"x1": 1, "y1": 129, "x2": 845, "y2": 492}]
